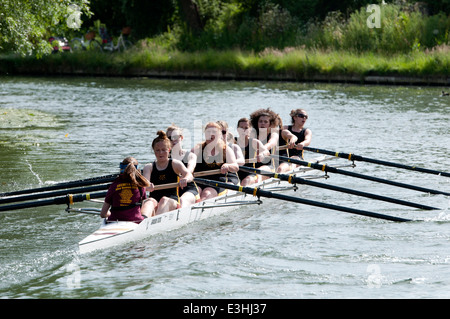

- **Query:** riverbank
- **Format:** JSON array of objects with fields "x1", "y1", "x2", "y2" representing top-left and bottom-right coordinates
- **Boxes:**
[{"x1": 1, "y1": 47, "x2": 449, "y2": 86}]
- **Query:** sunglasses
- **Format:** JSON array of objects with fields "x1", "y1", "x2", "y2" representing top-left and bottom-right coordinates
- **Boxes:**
[
  {"x1": 119, "y1": 162, "x2": 138, "y2": 173},
  {"x1": 295, "y1": 113, "x2": 308, "y2": 119},
  {"x1": 167, "y1": 133, "x2": 181, "y2": 141}
]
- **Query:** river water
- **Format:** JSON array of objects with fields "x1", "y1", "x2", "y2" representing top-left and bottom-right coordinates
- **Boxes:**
[{"x1": 0, "y1": 76, "x2": 449, "y2": 299}]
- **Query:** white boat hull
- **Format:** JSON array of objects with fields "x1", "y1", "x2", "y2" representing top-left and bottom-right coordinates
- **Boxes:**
[{"x1": 78, "y1": 164, "x2": 324, "y2": 254}]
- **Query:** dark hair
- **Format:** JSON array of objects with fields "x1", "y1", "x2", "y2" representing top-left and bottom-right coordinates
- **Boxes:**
[
  {"x1": 249, "y1": 108, "x2": 280, "y2": 134},
  {"x1": 237, "y1": 117, "x2": 250, "y2": 127}
]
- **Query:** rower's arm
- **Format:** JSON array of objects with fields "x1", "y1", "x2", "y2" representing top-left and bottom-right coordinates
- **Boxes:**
[
  {"x1": 282, "y1": 129, "x2": 298, "y2": 147},
  {"x1": 173, "y1": 159, "x2": 194, "y2": 183},
  {"x1": 265, "y1": 131, "x2": 279, "y2": 151},
  {"x1": 100, "y1": 202, "x2": 111, "y2": 218},
  {"x1": 224, "y1": 146, "x2": 239, "y2": 172},
  {"x1": 142, "y1": 164, "x2": 155, "y2": 192},
  {"x1": 232, "y1": 144, "x2": 245, "y2": 166},
  {"x1": 186, "y1": 152, "x2": 197, "y2": 174},
  {"x1": 296, "y1": 128, "x2": 312, "y2": 150}
]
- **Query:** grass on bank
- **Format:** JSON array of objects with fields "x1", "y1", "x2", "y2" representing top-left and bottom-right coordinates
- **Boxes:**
[{"x1": 2, "y1": 44, "x2": 449, "y2": 78}]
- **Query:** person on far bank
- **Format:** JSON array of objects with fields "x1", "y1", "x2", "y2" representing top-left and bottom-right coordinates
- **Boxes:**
[
  {"x1": 101, "y1": 156, "x2": 152, "y2": 222},
  {"x1": 277, "y1": 108, "x2": 312, "y2": 173}
]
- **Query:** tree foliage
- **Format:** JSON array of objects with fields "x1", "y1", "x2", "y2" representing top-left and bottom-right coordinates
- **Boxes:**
[
  {"x1": 0, "y1": 0, "x2": 91, "y2": 56},
  {"x1": 89, "y1": 0, "x2": 175, "y2": 39},
  {"x1": 1, "y1": 0, "x2": 449, "y2": 56}
]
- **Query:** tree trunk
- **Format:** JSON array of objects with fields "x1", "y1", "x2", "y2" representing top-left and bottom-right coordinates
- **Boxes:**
[{"x1": 178, "y1": 0, "x2": 203, "y2": 32}]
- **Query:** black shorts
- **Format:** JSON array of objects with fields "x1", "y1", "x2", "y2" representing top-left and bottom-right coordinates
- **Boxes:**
[
  {"x1": 151, "y1": 192, "x2": 179, "y2": 203},
  {"x1": 201, "y1": 174, "x2": 239, "y2": 195},
  {"x1": 238, "y1": 170, "x2": 257, "y2": 182},
  {"x1": 179, "y1": 182, "x2": 199, "y2": 196}
]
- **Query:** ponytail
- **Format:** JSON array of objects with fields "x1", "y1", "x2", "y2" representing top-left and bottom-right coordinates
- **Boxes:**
[
  {"x1": 119, "y1": 156, "x2": 150, "y2": 188},
  {"x1": 152, "y1": 130, "x2": 171, "y2": 149}
]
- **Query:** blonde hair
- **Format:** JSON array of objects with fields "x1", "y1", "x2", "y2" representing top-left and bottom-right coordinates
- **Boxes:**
[
  {"x1": 198, "y1": 122, "x2": 227, "y2": 160},
  {"x1": 217, "y1": 120, "x2": 234, "y2": 144},
  {"x1": 289, "y1": 109, "x2": 308, "y2": 124},
  {"x1": 166, "y1": 124, "x2": 183, "y2": 138}
]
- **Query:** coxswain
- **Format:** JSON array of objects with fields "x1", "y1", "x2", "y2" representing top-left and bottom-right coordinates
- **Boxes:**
[{"x1": 101, "y1": 157, "x2": 152, "y2": 222}]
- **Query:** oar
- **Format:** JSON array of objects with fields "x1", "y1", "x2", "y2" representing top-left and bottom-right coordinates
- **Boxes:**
[
  {"x1": 149, "y1": 182, "x2": 182, "y2": 191},
  {"x1": 303, "y1": 146, "x2": 450, "y2": 177},
  {"x1": 0, "y1": 184, "x2": 111, "y2": 205},
  {"x1": 0, "y1": 174, "x2": 117, "y2": 197},
  {"x1": 66, "y1": 207, "x2": 101, "y2": 216},
  {"x1": 272, "y1": 155, "x2": 450, "y2": 196},
  {"x1": 2, "y1": 179, "x2": 196, "y2": 205},
  {"x1": 193, "y1": 169, "x2": 222, "y2": 177},
  {"x1": 0, "y1": 191, "x2": 107, "y2": 212},
  {"x1": 194, "y1": 178, "x2": 412, "y2": 222},
  {"x1": 239, "y1": 166, "x2": 438, "y2": 210}
]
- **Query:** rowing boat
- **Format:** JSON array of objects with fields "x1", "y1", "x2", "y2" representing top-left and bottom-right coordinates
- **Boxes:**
[{"x1": 78, "y1": 157, "x2": 329, "y2": 254}]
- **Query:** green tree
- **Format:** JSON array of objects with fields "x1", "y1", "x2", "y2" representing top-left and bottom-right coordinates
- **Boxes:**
[
  {"x1": 0, "y1": 0, "x2": 91, "y2": 57},
  {"x1": 89, "y1": 0, "x2": 176, "y2": 39}
]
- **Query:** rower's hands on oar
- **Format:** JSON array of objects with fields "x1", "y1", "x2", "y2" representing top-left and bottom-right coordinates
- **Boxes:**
[
  {"x1": 221, "y1": 164, "x2": 231, "y2": 174},
  {"x1": 178, "y1": 178, "x2": 188, "y2": 189},
  {"x1": 256, "y1": 153, "x2": 266, "y2": 163},
  {"x1": 287, "y1": 141, "x2": 305, "y2": 150},
  {"x1": 287, "y1": 137, "x2": 298, "y2": 149},
  {"x1": 147, "y1": 182, "x2": 155, "y2": 192}
]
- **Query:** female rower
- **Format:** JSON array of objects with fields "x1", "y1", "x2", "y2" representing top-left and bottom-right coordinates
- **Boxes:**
[
  {"x1": 143, "y1": 131, "x2": 193, "y2": 216},
  {"x1": 235, "y1": 118, "x2": 269, "y2": 186},
  {"x1": 217, "y1": 120, "x2": 245, "y2": 166},
  {"x1": 101, "y1": 157, "x2": 152, "y2": 222},
  {"x1": 249, "y1": 108, "x2": 281, "y2": 179},
  {"x1": 166, "y1": 125, "x2": 200, "y2": 207},
  {"x1": 277, "y1": 108, "x2": 312, "y2": 173},
  {"x1": 192, "y1": 121, "x2": 239, "y2": 200}
]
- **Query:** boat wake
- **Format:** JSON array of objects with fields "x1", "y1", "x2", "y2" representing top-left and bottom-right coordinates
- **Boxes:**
[{"x1": 25, "y1": 159, "x2": 43, "y2": 186}]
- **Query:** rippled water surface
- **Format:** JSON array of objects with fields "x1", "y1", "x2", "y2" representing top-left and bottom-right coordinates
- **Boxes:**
[{"x1": 0, "y1": 76, "x2": 449, "y2": 299}]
